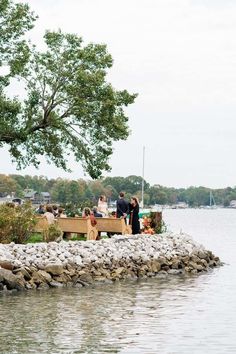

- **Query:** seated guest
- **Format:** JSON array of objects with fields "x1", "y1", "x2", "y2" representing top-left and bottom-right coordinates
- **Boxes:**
[
  {"x1": 44, "y1": 205, "x2": 55, "y2": 224},
  {"x1": 58, "y1": 207, "x2": 67, "y2": 218},
  {"x1": 82, "y1": 207, "x2": 91, "y2": 217},
  {"x1": 36, "y1": 204, "x2": 45, "y2": 214},
  {"x1": 52, "y1": 204, "x2": 59, "y2": 217},
  {"x1": 110, "y1": 211, "x2": 117, "y2": 218},
  {"x1": 92, "y1": 206, "x2": 103, "y2": 217},
  {"x1": 92, "y1": 206, "x2": 102, "y2": 239}
]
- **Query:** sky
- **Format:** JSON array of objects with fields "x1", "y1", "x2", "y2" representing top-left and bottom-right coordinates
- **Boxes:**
[{"x1": 1, "y1": 0, "x2": 236, "y2": 188}]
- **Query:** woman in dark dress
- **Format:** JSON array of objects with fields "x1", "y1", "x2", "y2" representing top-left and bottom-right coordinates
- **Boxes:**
[{"x1": 129, "y1": 197, "x2": 140, "y2": 234}]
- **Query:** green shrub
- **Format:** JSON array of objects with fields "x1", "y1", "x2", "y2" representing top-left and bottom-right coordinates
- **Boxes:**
[
  {"x1": 154, "y1": 220, "x2": 167, "y2": 234},
  {"x1": 43, "y1": 223, "x2": 63, "y2": 242},
  {"x1": 149, "y1": 212, "x2": 167, "y2": 234},
  {"x1": 0, "y1": 202, "x2": 36, "y2": 244}
]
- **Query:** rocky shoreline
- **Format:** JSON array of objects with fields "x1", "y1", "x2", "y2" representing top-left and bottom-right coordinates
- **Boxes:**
[{"x1": 0, "y1": 233, "x2": 221, "y2": 294}]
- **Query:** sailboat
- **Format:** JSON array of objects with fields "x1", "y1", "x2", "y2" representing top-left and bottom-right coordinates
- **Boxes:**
[{"x1": 209, "y1": 191, "x2": 217, "y2": 209}]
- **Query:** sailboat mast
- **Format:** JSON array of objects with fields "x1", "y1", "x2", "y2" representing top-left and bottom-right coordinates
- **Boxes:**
[
  {"x1": 209, "y1": 191, "x2": 216, "y2": 208},
  {"x1": 141, "y1": 146, "x2": 145, "y2": 209}
]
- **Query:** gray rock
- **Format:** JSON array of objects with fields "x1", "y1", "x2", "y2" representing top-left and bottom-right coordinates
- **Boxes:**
[
  {"x1": 49, "y1": 281, "x2": 64, "y2": 288},
  {"x1": 0, "y1": 260, "x2": 14, "y2": 271},
  {"x1": 38, "y1": 283, "x2": 50, "y2": 290},
  {"x1": 13, "y1": 267, "x2": 31, "y2": 281},
  {"x1": 168, "y1": 269, "x2": 183, "y2": 275},
  {"x1": 37, "y1": 270, "x2": 52, "y2": 283},
  {"x1": 0, "y1": 268, "x2": 25, "y2": 290},
  {"x1": 44, "y1": 263, "x2": 64, "y2": 275},
  {"x1": 74, "y1": 282, "x2": 83, "y2": 288}
]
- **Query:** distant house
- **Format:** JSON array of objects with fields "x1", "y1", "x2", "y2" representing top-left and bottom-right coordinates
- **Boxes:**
[
  {"x1": 229, "y1": 200, "x2": 236, "y2": 208},
  {"x1": 24, "y1": 189, "x2": 51, "y2": 204},
  {"x1": 176, "y1": 202, "x2": 189, "y2": 209},
  {"x1": 0, "y1": 195, "x2": 23, "y2": 205},
  {"x1": 41, "y1": 192, "x2": 51, "y2": 204}
]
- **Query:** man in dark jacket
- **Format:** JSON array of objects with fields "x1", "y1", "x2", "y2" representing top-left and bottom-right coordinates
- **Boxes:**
[{"x1": 116, "y1": 192, "x2": 129, "y2": 223}]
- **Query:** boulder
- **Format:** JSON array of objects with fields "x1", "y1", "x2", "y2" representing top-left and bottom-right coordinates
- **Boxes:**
[
  {"x1": 53, "y1": 273, "x2": 71, "y2": 283},
  {"x1": 0, "y1": 268, "x2": 25, "y2": 290},
  {"x1": 38, "y1": 283, "x2": 50, "y2": 290},
  {"x1": 150, "y1": 261, "x2": 161, "y2": 273},
  {"x1": 13, "y1": 267, "x2": 31, "y2": 281},
  {"x1": 44, "y1": 263, "x2": 64, "y2": 275},
  {"x1": 31, "y1": 271, "x2": 44, "y2": 285},
  {"x1": 37, "y1": 270, "x2": 52, "y2": 283},
  {"x1": 77, "y1": 273, "x2": 93, "y2": 284},
  {"x1": 0, "y1": 260, "x2": 14, "y2": 271}
]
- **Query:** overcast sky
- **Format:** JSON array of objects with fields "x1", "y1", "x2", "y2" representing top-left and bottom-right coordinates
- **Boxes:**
[{"x1": 1, "y1": 0, "x2": 236, "y2": 188}]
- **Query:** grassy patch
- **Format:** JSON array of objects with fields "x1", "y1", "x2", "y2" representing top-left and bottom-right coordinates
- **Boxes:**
[{"x1": 27, "y1": 233, "x2": 43, "y2": 243}]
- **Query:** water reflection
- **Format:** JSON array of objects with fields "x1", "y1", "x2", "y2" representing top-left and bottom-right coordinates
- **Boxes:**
[{"x1": 0, "y1": 274, "x2": 213, "y2": 354}]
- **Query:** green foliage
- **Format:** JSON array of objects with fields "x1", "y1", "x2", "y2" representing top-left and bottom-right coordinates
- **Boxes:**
[
  {"x1": 0, "y1": 201, "x2": 36, "y2": 243},
  {"x1": 65, "y1": 234, "x2": 86, "y2": 241},
  {"x1": 0, "y1": 0, "x2": 36, "y2": 77},
  {"x1": 0, "y1": 2, "x2": 137, "y2": 179},
  {"x1": 43, "y1": 223, "x2": 63, "y2": 242},
  {"x1": 27, "y1": 233, "x2": 43, "y2": 243},
  {"x1": 1, "y1": 173, "x2": 236, "y2": 207},
  {"x1": 0, "y1": 174, "x2": 18, "y2": 196},
  {"x1": 0, "y1": 0, "x2": 36, "y2": 159},
  {"x1": 154, "y1": 220, "x2": 167, "y2": 234},
  {"x1": 149, "y1": 212, "x2": 167, "y2": 234}
]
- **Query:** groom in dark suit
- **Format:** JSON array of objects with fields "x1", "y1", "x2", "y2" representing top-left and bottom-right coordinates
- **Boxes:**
[{"x1": 116, "y1": 192, "x2": 129, "y2": 223}]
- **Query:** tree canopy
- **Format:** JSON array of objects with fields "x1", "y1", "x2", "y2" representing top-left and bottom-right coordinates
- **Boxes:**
[
  {"x1": 0, "y1": 1, "x2": 137, "y2": 178},
  {"x1": 1, "y1": 173, "x2": 236, "y2": 208}
]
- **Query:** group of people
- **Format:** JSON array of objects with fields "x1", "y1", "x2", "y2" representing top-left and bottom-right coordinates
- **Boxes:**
[
  {"x1": 117, "y1": 192, "x2": 140, "y2": 235},
  {"x1": 82, "y1": 192, "x2": 140, "y2": 235},
  {"x1": 35, "y1": 204, "x2": 66, "y2": 224},
  {"x1": 36, "y1": 192, "x2": 140, "y2": 235}
]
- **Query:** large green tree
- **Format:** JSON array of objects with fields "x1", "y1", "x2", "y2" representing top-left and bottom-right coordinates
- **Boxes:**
[{"x1": 0, "y1": 2, "x2": 136, "y2": 178}]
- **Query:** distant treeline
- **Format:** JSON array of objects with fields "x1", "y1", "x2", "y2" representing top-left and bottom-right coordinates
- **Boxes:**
[{"x1": 0, "y1": 174, "x2": 236, "y2": 207}]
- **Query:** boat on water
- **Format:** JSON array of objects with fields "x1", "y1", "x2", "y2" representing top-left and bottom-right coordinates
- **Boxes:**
[
  {"x1": 199, "y1": 191, "x2": 217, "y2": 209},
  {"x1": 205, "y1": 191, "x2": 217, "y2": 209},
  {"x1": 209, "y1": 191, "x2": 217, "y2": 209}
]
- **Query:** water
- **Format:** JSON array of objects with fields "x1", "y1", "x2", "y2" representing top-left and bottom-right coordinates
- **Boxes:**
[{"x1": 0, "y1": 209, "x2": 236, "y2": 354}]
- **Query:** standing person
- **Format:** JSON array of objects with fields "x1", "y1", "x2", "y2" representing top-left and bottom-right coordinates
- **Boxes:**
[
  {"x1": 97, "y1": 195, "x2": 108, "y2": 216},
  {"x1": 116, "y1": 192, "x2": 129, "y2": 223},
  {"x1": 129, "y1": 197, "x2": 140, "y2": 234},
  {"x1": 82, "y1": 207, "x2": 100, "y2": 240}
]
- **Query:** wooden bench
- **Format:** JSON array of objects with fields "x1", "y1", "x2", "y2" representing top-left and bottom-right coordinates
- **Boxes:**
[
  {"x1": 34, "y1": 216, "x2": 98, "y2": 240},
  {"x1": 34, "y1": 216, "x2": 49, "y2": 233},
  {"x1": 57, "y1": 217, "x2": 98, "y2": 240},
  {"x1": 95, "y1": 217, "x2": 132, "y2": 235}
]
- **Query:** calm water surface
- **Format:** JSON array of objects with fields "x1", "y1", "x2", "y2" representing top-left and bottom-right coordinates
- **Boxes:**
[{"x1": 0, "y1": 209, "x2": 236, "y2": 354}]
